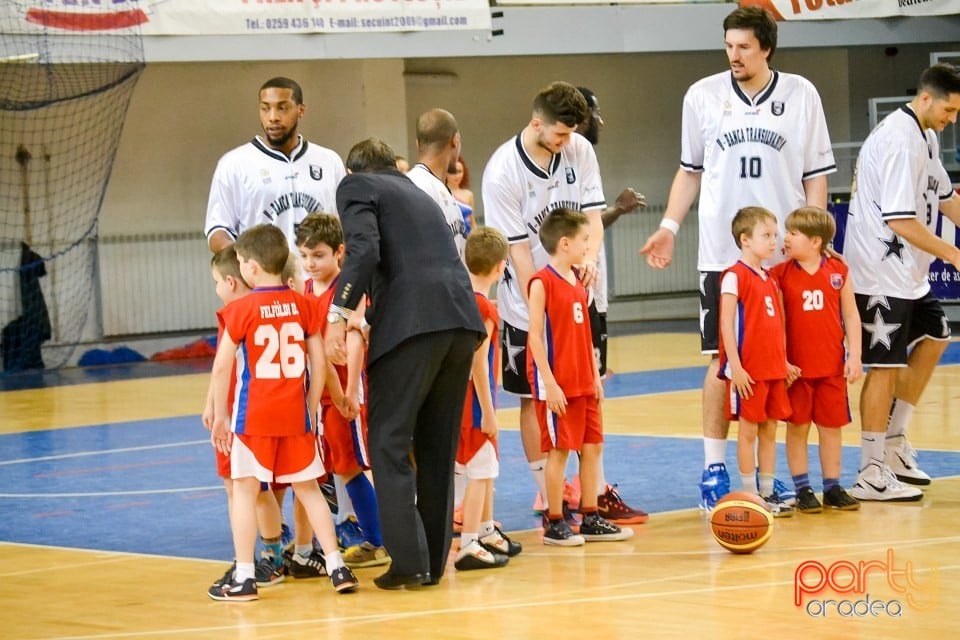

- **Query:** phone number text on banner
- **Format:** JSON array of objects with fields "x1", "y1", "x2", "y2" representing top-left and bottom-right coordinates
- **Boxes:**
[{"x1": 6, "y1": 0, "x2": 492, "y2": 35}]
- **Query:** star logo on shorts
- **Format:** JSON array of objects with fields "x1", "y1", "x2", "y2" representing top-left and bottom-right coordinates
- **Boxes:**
[
  {"x1": 865, "y1": 295, "x2": 891, "y2": 311},
  {"x1": 504, "y1": 328, "x2": 524, "y2": 375},
  {"x1": 880, "y1": 234, "x2": 905, "y2": 262},
  {"x1": 862, "y1": 308, "x2": 901, "y2": 350}
]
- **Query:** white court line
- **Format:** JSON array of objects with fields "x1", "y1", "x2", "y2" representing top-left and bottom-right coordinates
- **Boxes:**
[
  {"x1": 0, "y1": 440, "x2": 209, "y2": 466},
  {"x1": 0, "y1": 486, "x2": 223, "y2": 498}
]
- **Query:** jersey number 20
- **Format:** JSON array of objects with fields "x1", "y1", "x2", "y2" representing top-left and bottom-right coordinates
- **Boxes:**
[{"x1": 255, "y1": 323, "x2": 306, "y2": 379}]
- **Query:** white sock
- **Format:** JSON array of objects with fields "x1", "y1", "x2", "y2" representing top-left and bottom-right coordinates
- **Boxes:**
[
  {"x1": 860, "y1": 432, "x2": 885, "y2": 470},
  {"x1": 334, "y1": 474, "x2": 354, "y2": 524},
  {"x1": 235, "y1": 562, "x2": 255, "y2": 582},
  {"x1": 758, "y1": 472, "x2": 774, "y2": 497},
  {"x1": 295, "y1": 544, "x2": 312, "y2": 557},
  {"x1": 704, "y1": 437, "x2": 727, "y2": 468},
  {"x1": 479, "y1": 520, "x2": 496, "y2": 538},
  {"x1": 324, "y1": 552, "x2": 344, "y2": 571},
  {"x1": 529, "y1": 459, "x2": 549, "y2": 511},
  {"x1": 886, "y1": 399, "x2": 914, "y2": 440},
  {"x1": 596, "y1": 450, "x2": 607, "y2": 492},
  {"x1": 454, "y1": 463, "x2": 466, "y2": 508},
  {"x1": 740, "y1": 472, "x2": 758, "y2": 494},
  {"x1": 459, "y1": 533, "x2": 479, "y2": 554}
]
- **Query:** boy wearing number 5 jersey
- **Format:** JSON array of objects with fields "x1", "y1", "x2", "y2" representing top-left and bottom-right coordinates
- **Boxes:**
[
  {"x1": 207, "y1": 224, "x2": 357, "y2": 601},
  {"x1": 718, "y1": 207, "x2": 793, "y2": 517},
  {"x1": 771, "y1": 207, "x2": 862, "y2": 513}
]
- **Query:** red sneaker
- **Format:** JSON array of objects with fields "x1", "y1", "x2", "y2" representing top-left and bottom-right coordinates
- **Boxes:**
[{"x1": 597, "y1": 484, "x2": 649, "y2": 524}]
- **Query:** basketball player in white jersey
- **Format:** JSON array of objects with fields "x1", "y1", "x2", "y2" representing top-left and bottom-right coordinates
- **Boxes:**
[
  {"x1": 843, "y1": 64, "x2": 960, "y2": 501},
  {"x1": 484, "y1": 81, "x2": 645, "y2": 526},
  {"x1": 639, "y1": 6, "x2": 835, "y2": 510},
  {"x1": 205, "y1": 77, "x2": 346, "y2": 255},
  {"x1": 406, "y1": 108, "x2": 469, "y2": 258}
]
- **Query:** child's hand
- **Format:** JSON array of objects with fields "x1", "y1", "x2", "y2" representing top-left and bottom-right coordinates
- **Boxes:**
[
  {"x1": 594, "y1": 375, "x2": 604, "y2": 401},
  {"x1": 545, "y1": 381, "x2": 567, "y2": 416},
  {"x1": 338, "y1": 395, "x2": 360, "y2": 420},
  {"x1": 480, "y1": 412, "x2": 498, "y2": 438},
  {"x1": 845, "y1": 357, "x2": 863, "y2": 384},
  {"x1": 202, "y1": 406, "x2": 214, "y2": 431},
  {"x1": 786, "y1": 362, "x2": 802, "y2": 387},
  {"x1": 211, "y1": 419, "x2": 231, "y2": 455},
  {"x1": 731, "y1": 366, "x2": 755, "y2": 398}
]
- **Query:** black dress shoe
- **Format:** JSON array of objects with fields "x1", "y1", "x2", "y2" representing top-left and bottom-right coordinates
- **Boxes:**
[{"x1": 373, "y1": 571, "x2": 431, "y2": 590}]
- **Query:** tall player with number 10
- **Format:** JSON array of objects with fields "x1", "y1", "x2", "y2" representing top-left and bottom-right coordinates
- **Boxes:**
[{"x1": 640, "y1": 6, "x2": 836, "y2": 511}]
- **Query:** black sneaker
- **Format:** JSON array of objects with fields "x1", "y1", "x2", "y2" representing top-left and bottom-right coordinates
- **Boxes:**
[
  {"x1": 823, "y1": 485, "x2": 861, "y2": 511},
  {"x1": 211, "y1": 561, "x2": 236, "y2": 588},
  {"x1": 795, "y1": 487, "x2": 823, "y2": 514},
  {"x1": 329, "y1": 565, "x2": 359, "y2": 593},
  {"x1": 286, "y1": 549, "x2": 326, "y2": 578},
  {"x1": 762, "y1": 492, "x2": 795, "y2": 518},
  {"x1": 254, "y1": 556, "x2": 285, "y2": 587},
  {"x1": 542, "y1": 518, "x2": 584, "y2": 546},
  {"x1": 208, "y1": 577, "x2": 258, "y2": 602},
  {"x1": 479, "y1": 526, "x2": 523, "y2": 557},
  {"x1": 579, "y1": 515, "x2": 634, "y2": 542}
]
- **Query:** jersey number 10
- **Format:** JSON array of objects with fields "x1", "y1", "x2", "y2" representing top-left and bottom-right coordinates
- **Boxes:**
[{"x1": 739, "y1": 156, "x2": 762, "y2": 179}]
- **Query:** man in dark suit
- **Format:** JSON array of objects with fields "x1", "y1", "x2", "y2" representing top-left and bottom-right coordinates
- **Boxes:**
[{"x1": 324, "y1": 137, "x2": 485, "y2": 590}]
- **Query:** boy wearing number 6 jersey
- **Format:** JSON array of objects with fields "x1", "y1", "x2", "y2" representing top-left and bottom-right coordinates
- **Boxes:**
[
  {"x1": 771, "y1": 207, "x2": 862, "y2": 513},
  {"x1": 207, "y1": 223, "x2": 357, "y2": 601},
  {"x1": 527, "y1": 208, "x2": 633, "y2": 546}
]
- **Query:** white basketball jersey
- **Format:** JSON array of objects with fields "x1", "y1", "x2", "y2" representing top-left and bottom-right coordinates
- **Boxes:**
[
  {"x1": 482, "y1": 133, "x2": 606, "y2": 329},
  {"x1": 681, "y1": 71, "x2": 836, "y2": 271},
  {"x1": 205, "y1": 135, "x2": 346, "y2": 254},
  {"x1": 406, "y1": 163, "x2": 468, "y2": 258},
  {"x1": 845, "y1": 106, "x2": 956, "y2": 299}
]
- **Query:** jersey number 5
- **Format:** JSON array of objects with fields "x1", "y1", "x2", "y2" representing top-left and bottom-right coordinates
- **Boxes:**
[{"x1": 255, "y1": 322, "x2": 306, "y2": 379}]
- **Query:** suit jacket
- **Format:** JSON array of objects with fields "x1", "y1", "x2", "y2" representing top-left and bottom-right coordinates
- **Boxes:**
[{"x1": 334, "y1": 170, "x2": 484, "y2": 366}]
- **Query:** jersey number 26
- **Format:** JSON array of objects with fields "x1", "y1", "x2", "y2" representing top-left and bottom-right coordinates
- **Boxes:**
[{"x1": 255, "y1": 323, "x2": 306, "y2": 379}]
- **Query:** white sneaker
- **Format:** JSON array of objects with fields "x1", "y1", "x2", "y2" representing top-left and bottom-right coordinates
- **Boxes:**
[
  {"x1": 884, "y1": 436, "x2": 931, "y2": 486},
  {"x1": 849, "y1": 463, "x2": 923, "y2": 502}
]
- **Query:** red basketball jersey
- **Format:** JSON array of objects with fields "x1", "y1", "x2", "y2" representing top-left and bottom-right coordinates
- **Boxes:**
[
  {"x1": 214, "y1": 313, "x2": 239, "y2": 417},
  {"x1": 220, "y1": 286, "x2": 318, "y2": 436},
  {"x1": 459, "y1": 293, "x2": 500, "y2": 463},
  {"x1": 718, "y1": 261, "x2": 787, "y2": 381},
  {"x1": 527, "y1": 266, "x2": 596, "y2": 398},
  {"x1": 306, "y1": 277, "x2": 349, "y2": 405},
  {"x1": 771, "y1": 257, "x2": 847, "y2": 378}
]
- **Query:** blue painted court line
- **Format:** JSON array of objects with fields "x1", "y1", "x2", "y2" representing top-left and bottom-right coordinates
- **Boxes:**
[{"x1": 1, "y1": 416, "x2": 958, "y2": 561}]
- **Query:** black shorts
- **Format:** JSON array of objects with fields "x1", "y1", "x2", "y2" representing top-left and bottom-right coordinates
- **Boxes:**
[
  {"x1": 855, "y1": 291, "x2": 950, "y2": 366},
  {"x1": 500, "y1": 321, "x2": 531, "y2": 396},
  {"x1": 588, "y1": 301, "x2": 608, "y2": 377},
  {"x1": 699, "y1": 271, "x2": 721, "y2": 354}
]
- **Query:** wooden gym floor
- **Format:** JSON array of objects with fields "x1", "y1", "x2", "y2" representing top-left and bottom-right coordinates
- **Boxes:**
[{"x1": 1, "y1": 331, "x2": 957, "y2": 639}]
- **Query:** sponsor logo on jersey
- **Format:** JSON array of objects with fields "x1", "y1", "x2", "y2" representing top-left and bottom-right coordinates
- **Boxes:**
[
  {"x1": 565, "y1": 167, "x2": 576, "y2": 184},
  {"x1": 309, "y1": 165, "x2": 323, "y2": 180},
  {"x1": 830, "y1": 273, "x2": 843, "y2": 289},
  {"x1": 772, "y1": 101, "x2": 785, "y2": 116}
]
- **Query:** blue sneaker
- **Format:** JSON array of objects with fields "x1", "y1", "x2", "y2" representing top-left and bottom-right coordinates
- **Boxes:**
[
  {"x1": 757, "y1": 472, "x2": 797, "y2": 506},
  {"x1": 336, "y1": 515, "x2": 364, "y2": 551},
  {"x1": 699, "y1": 463, "x2": 731, "y2": 511}
]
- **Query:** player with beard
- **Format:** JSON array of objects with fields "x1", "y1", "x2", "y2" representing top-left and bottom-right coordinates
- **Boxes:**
[{"x1": 205, "y1": 76, "x2": 346, "y2": 255}]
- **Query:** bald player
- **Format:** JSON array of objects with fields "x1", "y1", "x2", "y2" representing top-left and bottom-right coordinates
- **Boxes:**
[
  {"x1": 406, "y1": 108, "x2": 469, "y2": 258},
  {"x1": 640, "y1": 6, "x2": 835, "y2": 510},
  {"x1": 205, "y1": 76, "x2": 346, "y2": 255}
]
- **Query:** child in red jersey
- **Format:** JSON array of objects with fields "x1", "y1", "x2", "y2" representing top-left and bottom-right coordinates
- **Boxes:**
[
  {"x1": 718, "y1": 207, "x2": 794, "y2": 517},
  {"x1": 207, "y1": 224, "x2": 357, "y2": 601},
  {"x1": 771, "y1": 206, "x2": 862, "y2": 513},
  {"x1": 455, "y1": 227, "x2": 521, "y2": 570},
  {"x1": 296, "y1": 213, "x2": 388, "y2": 571},
  {"x1": 527, "y1": 207, "x2": 633, "y2": 546}
]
